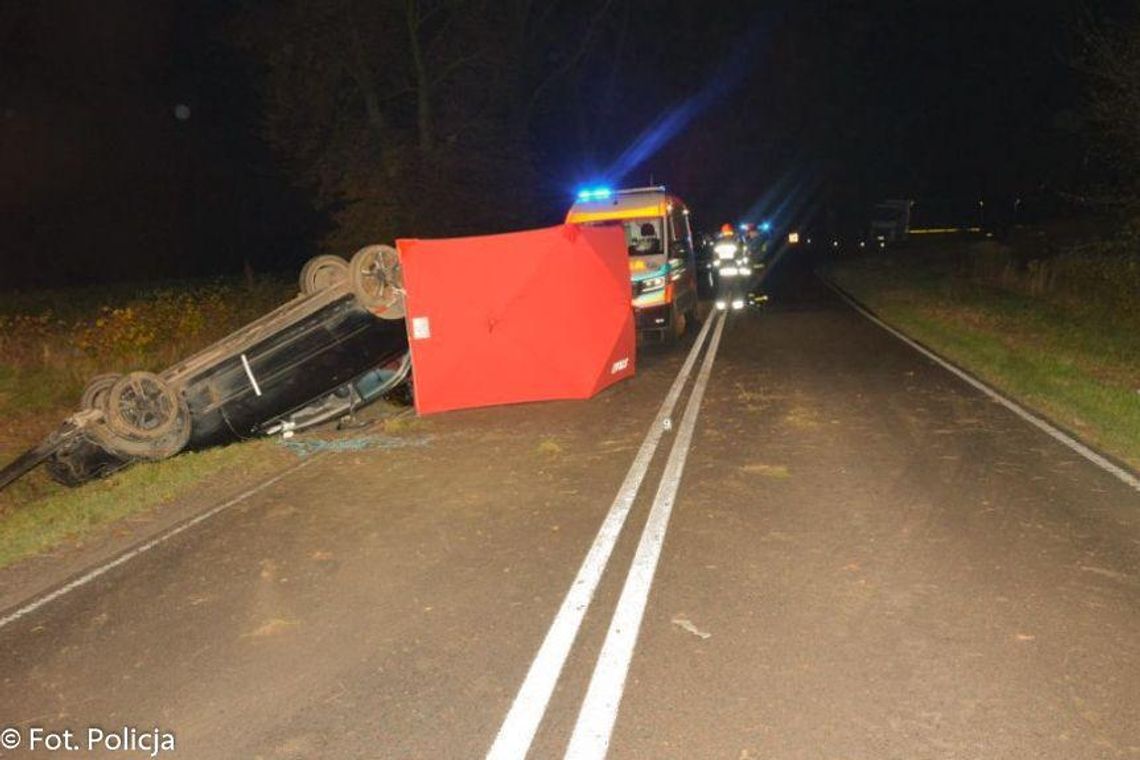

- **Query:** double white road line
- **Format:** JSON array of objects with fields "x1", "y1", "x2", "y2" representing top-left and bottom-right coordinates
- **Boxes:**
[{"x1": 488, "y1": 310, "x2": 728, "y2": 760}]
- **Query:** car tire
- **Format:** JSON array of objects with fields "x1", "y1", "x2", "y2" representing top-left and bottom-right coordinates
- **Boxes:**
[
  {"x1": 349, "y1": 245, "x2": 405, "y2": 319},
  {"x1": 97, "y1": 372, "x2": 191, "y2": 460},
  {"x1": 81, "y1": 373, "x2": 121, "y2": 411},
  {"x1": 299, "y1": 255, "x2": 350, "y2": 294}
]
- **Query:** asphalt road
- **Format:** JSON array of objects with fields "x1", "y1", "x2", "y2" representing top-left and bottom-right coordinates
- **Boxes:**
[{"x1": 2, "y1": 255, "x2": 1138, "y2": 759}]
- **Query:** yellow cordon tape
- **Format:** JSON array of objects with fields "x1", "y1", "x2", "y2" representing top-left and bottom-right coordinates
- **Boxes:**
[{"x1": 908, "y1": 227, "x2": 982, "y2": 235}]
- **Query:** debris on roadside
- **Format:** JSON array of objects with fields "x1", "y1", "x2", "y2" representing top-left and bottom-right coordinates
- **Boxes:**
[{"x1": 276, "y1": 434, "x2": 431, "y2": 458}]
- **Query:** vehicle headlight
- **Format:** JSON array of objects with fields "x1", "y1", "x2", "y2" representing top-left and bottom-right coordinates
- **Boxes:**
[{"x1": 640, "y1": 275, "x2": 666, "y2": 291}]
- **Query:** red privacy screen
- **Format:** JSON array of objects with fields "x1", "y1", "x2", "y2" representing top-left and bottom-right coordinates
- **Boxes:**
[{"x1": 397, "y1": 223, "x2": 635, "y2": 415}]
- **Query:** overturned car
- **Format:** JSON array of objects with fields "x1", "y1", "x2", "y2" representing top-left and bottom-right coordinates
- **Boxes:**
[{"x1": 0, "y1": 245, "x2": 409, "y2": 490}]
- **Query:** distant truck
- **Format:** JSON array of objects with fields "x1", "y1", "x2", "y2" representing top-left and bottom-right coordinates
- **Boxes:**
[{"x1": 868, "y1": 199, "x2": 913, "y2": 244}]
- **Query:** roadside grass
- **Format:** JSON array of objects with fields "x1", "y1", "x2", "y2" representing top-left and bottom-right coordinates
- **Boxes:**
[
  {"x1": 0, "y1": 276, "x2": 297, "y2": 558},
  {"x1": 0, "y1": 277, "x2": 293, "y2": 430},
  {"x1": 380, "y1": 414, "x2": 422, "y2": 435},
  {"x1": 0, "y1": 439, "x2": 295, "y2": 570},
  {"x1": 830, "y1": 247, "x2": 1140, "y2": 471}
]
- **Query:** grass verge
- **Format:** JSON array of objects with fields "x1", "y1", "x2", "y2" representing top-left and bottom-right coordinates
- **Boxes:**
[
  {"x1": 0, "y1": 439, "x2": 296, "y2": 570},
  {"x1": 829, "y1": 245, "x2": 1140, "y2": 472}
]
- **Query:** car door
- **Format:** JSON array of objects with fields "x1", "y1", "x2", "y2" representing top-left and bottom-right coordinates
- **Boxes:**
[{"x1": 666, "y1": 202, "x2": 697, "y2": 310}]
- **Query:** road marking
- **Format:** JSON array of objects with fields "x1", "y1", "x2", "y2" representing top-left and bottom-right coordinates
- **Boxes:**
[
  {"x1": 565, "y1": 311, "x2": 727, "y2": 759},
  {"x1": 0, "y1": 457, "x2": 317, "y2": 631},
  {"x1": 487, "y1": 313, "x2": 720, "y2": 760},
  {"x1": 823, "y1": 277, "x2": 1140, "y2": 492}
]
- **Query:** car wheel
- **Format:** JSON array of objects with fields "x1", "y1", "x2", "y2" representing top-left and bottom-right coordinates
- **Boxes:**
[
  {"x1": 299, "y1": 255, "x2": 349, "y2": 294},
  {"x1": 80, "y1": 373, "x2": 121, "y2": 411},
  {"x1": 97, "y1": 372, "x2": 191, "y2": 460},
  {"x1": 349, "y1": 244, "x2": 405, "y2": 319}
]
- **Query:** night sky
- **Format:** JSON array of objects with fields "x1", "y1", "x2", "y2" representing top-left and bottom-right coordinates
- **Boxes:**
[{"x1": 0, "y1": 0, "x2": 1121, "y2": 288}]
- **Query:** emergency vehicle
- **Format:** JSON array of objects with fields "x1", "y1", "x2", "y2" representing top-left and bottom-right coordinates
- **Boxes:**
[{"x1": 566, "y1": 186, "x2": 699, "y2": 341}]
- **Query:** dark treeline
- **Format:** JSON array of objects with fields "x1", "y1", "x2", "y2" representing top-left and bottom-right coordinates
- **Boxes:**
[
  {"x1": 227, "y1": 0, "x2": 810, "y2": 255},
  {"x1": 1, "y1": 0, "x2": 1131, "y2": 288}
]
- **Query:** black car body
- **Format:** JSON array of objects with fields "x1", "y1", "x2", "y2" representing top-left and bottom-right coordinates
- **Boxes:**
[
  {"x1": 1, "y1": 246, "x2": 409, "y2": 490},
  {"x1": 174, "y1": 288, "x2": 406, "y2": 448}
]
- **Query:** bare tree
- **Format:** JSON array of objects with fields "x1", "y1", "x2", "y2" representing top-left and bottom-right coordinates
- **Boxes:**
[{"x1": 231, "y1": 0, "x2": 616, "y2": 254}]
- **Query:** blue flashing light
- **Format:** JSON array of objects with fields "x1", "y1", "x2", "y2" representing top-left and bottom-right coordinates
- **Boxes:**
[
  {"x1": 760, "y1": 221, "x2": 772, "y2": 232},
  {"x1": 576, "y1": 186, "x2": 613, "y2": 202}
]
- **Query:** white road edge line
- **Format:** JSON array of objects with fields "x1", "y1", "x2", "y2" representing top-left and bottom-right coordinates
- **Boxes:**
[
  {"x1": 0, "y1": 456, "x2": 318, "y2": 631},
  {"x1": 486, "y1": 312, "x2": 720, "y2": 760},
  {"x1": 565, "y1": 311, "x2": 727, "y2": 760},
  {"x1": 822, "y1": 276, "x2": 1140, "y2": 492}
]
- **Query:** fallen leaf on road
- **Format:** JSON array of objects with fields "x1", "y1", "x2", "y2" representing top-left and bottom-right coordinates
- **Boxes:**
[
  {"x1": 783, "y1": 406, "x2": 821, "y2": 430},
  {"x1": 1079, "y1": 565, "x2": 1128, "y2": 581},
  {"x1": 671, "y1": 615, "x2": 711, "y2": 640},
  {"x1": 741, "y1": 463, "x2": 791, "y2": 479},
  {"x1": 244, "y1": 618, "x2": 300, "y2": 638},
  {"x1": 537, "y1": 438, "x2": 562, "y2": 455}
]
